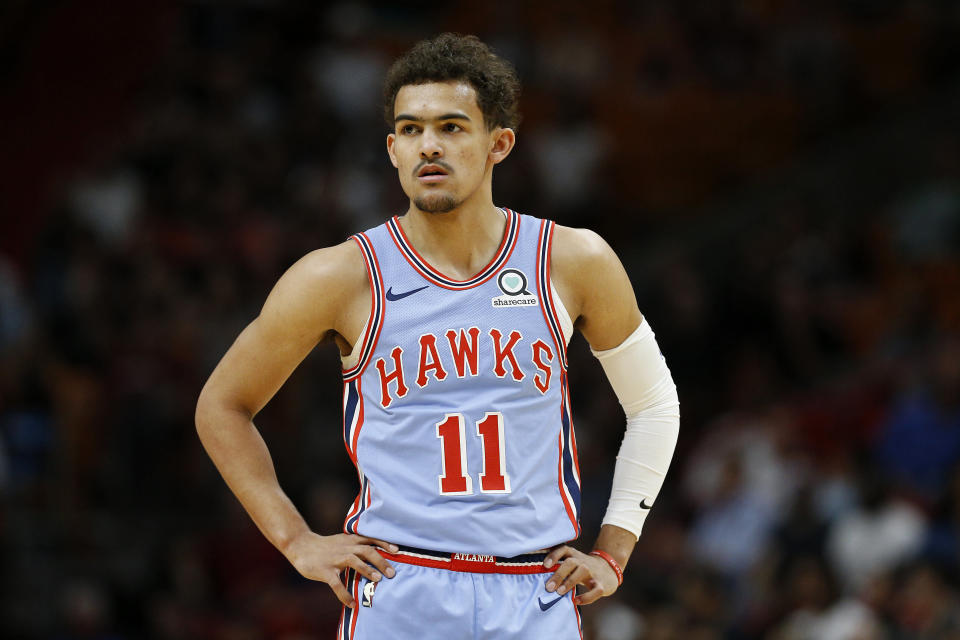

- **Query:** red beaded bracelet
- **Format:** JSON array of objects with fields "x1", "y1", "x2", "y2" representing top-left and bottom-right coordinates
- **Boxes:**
[{"x1": 589, "y1": 550, "x2": 623, "y2": 586}]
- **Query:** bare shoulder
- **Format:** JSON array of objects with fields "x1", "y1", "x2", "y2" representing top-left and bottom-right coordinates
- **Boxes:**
[
  {"x1": 549, "y1": 224, "x2": 642, "y2": 350},
  {"x1": 549, "y1": 224, "x2": 624, "y2": 316},
  {"x1": 259, "y1": 238, "x2": 369, "y2": 343},
  {"x1": 197, "y1": 239, "x2": 370, "y2": 418},
  {"x1": 550, "y1": 224, "x2": 617, "y2": 273},
  {"x1": 281, "y1": 238, "x2": 368, "y2": 296}
]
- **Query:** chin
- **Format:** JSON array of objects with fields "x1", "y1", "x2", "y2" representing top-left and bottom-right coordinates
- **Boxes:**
[{"x1": 414, "y1": 193, "x2": 460, "y2": 214}]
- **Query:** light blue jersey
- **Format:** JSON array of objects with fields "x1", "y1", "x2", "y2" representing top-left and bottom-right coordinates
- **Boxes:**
[{"x1": 341, "y1": 209, "x2": 581, "y2": 557}]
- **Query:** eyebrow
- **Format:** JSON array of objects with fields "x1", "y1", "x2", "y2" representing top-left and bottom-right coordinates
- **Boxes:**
[{"x1": 394, "y1": 112, "x2": 472, "y2": 123}]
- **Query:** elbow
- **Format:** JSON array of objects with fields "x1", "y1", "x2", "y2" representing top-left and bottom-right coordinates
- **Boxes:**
[
  {"x1": 195, "y1": 383, "x2": 254, "y2": 440},
  {"x1": 195, "y1": 383, "x2": 227, "y2": 437},
  {"x1": 195, "y1": 385, "x2": 215, "y2": 438}
]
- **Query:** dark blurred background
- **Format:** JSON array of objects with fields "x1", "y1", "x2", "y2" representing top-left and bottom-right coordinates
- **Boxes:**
[{"x1": 1, "y1": 1, "x2": 959, "y2": 638}]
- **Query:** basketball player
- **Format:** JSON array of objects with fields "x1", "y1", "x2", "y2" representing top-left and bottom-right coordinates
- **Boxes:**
[{"x1": 196, "y1": 34, "x2": 679, "y2": 639}]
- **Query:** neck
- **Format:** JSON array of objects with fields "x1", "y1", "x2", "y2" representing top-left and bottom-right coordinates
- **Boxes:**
[{"x1": 399, "y1": 202, "x2": 507, "y2": 280}]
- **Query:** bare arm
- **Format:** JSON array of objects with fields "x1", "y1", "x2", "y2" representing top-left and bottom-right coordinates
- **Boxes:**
[
  {"x1": 195, "y1": 240, "x2": 396, "y2": 607},
  {"x1": 544, "y1": 225, "x2": 650, "y2": 603}
]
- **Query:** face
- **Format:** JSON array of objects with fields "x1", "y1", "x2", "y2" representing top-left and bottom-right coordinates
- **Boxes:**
[{"x1": 387, "y1": 81, "x2": 514, "y2": 214}]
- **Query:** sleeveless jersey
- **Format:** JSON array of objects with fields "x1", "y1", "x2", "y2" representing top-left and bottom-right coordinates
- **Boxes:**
[{"x1": 340, "y1": 209, "x2": 581, "y2": 557}]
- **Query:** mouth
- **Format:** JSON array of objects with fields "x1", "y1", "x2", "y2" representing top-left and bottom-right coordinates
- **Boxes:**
[{"x1": 417, "y1": 164, "x2": 450, "y2": 183}]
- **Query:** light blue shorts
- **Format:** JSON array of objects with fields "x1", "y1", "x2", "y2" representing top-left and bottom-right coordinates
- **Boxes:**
[{"x1": 336, "y1": 546, "x2": 583, "y2": 640}]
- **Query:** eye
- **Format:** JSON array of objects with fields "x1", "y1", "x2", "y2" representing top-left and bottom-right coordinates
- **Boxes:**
[
  {"x1": 443, "y1": 122, "x2": 462, "y2": 133},
  {"x1": 399, "y1": 124, "x2": 420, "y2": 135}
]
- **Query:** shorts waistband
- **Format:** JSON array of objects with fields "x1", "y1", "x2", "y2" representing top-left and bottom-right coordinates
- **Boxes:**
[{"x1": 378, "y1": 544, "x2": 555, "y2": 574}]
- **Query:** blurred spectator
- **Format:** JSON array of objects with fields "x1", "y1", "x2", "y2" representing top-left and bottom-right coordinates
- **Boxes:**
[
  {"x1": 54, "y1": 580, "x2": 122, "y2": 640},
  {"x1": 770, "y1": 555, "x2": 884, "y2": 640},
  {"x1": 889, "y1": 181, "x2": 960, "y2": 262},
  {"x1": 890, "y1": 562, "x2": 960, "y2": 639},
  {"x1": 67, "y1": 164, "x2": 144, "y2": 248},
  {"x1": 0, "y1": 257, "x2": 32, "y2": 354},
  {"x1": 826, "y1": 470, "x2": 926, "y2": 593},
  {"x1": 528, "y1": 95, "x2": 608, "y2": 213},
  {"x1": 589, "y1": 599, "x2": 644, "y2": 640},
  {"x1": 874, "y1": 334, "x2": 960, "y2": 501},
  {"x1": 923, "y1": 462, "x2": 960, "y2": 577},
  {"x1": 0, "y1": 369, "x2": 55, "y2": 497},
  {"x1": 687, "y1": 452, "x2": 777, "y2": 582}
]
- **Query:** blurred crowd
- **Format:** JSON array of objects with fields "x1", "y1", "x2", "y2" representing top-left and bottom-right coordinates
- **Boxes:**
[{"x1": 1, "y1": 1, "x2": 959, "y2": 638}]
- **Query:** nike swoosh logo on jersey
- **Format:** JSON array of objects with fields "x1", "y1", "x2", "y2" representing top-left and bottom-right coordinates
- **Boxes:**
[
  {"x1": 538, "y1": 595, "x2": 565, "y2": 611},
  {"x1": 385, "y1": 285, "x2": 429, "y2": 301},
  {"x1": 640, "y1": 499, "x2": 653, "y2": 509}
]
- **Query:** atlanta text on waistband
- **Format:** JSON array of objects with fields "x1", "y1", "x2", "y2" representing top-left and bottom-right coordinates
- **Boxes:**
[{"x1": 378, "y1": 544, "x2": 556, "y2": 575}]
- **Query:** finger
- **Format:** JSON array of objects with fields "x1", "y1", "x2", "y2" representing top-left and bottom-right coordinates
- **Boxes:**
[
  {"x1": 574, "y1": 584, "x2": 605, "y2": 606},
  {"x1": 328, "y1": 574, "x2": 356, "y2": 608},
  {"x1": 543, "y1": 545, "x2": 572, "y2": 569},
  {"x1": 355, "y1": 536, "x2": 400, "y2": 554},
  {"x1": 347, "y1": 555, "x2": 383, "y2": 583},
  {"x1": 546, "y1": 557, "x2": 578, "y2": 592},
  {"x1": 556, "y1": 565, "x2": 592, "y2": 595},
  {"x1": 357, "y1": 545, "x2": 397, "y2": 578}
]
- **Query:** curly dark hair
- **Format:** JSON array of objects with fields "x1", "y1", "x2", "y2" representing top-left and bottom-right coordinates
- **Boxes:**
[{"x1": 383, "y1": 33, "x2": 521, "y2": 131}]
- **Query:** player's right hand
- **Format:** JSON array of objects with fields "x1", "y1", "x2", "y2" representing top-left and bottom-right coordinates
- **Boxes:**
[{"x1": 283, "y1": 531, "x2": 398, "y2": 607}]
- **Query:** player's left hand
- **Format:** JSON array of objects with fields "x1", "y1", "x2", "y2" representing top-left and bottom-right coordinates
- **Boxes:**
[{"x1": 542, "y1": 545, "x2": 619, "y2": 605}]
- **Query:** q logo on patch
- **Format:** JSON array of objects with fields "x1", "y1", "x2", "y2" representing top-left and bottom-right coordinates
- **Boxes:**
[
  {"x1": 497, "y1": 269, "x2": 531, "y2": 296},
  {"x1": 493, "y1": 269, "x2": 537, "y2": 308}
]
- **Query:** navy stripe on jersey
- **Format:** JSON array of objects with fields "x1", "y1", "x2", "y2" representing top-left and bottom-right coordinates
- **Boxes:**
[
  {"x1": 338, "y1": 569, "x2": 358, "y2": 639},
  {"x1": 343, "y1": 380, "x2": 360, "y2": 458},
  {"x1": 346, "y1": 473, "x2": 370, "y2": 533},
  {"x1": 536, "y1": 220, "x2": 569, "y2": 370},
  {"x1": 559, "y1": 371, "x2": 581, "y2": 534},
  {"x1": 386, "y1": 208, "x2": 519, "y2": 289},
  {"x1": 342, "y1": 378, "x2": 370, "y2": 534},
  {"x1": 343, "y1": 233, "x2": 385, "y2": 381},
  {"x1": 343, "y1": 379, "x2": 361, "y2": 458}
]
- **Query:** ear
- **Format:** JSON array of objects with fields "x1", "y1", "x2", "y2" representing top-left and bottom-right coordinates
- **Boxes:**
[
  {"x1": 489, "y1": 128, "x2": 516, "y2": 165},
  {"x1": 386, "y1": 132, "x2": 399, "y2": 169}
]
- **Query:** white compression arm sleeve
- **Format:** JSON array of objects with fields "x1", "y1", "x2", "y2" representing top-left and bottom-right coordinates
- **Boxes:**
[{"x1": 592, "y1": 318, "x2": 680, "y2": 539}]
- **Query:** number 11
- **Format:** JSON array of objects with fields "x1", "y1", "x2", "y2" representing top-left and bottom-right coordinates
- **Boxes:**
[{"x1": 436, "y1": 412, "x2": 511, "y2": 495}]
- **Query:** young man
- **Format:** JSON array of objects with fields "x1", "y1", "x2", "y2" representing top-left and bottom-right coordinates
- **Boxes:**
[{"x1": 196, "y1": 33, "x2": 679, "y2": 639}]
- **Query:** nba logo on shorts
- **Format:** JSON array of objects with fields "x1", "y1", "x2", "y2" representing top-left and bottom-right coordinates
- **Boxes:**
[{"x1": 361, "y1": 580, "x2": 377, "y2": 607}]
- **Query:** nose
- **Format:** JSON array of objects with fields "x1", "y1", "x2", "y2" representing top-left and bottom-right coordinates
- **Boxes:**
[{"x1": 419, "y1": 128, "x2": 443, "y2": 159}]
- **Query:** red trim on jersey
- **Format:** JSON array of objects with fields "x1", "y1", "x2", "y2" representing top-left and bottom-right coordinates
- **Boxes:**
[
  {"x1": 341, "y1": 381, "x2": 362, "y2": 533},
  {"x1": 378, "y1": 549, "x2": 558, "y2": 574},
  {"x1": 349, "y1": 573, "x2": 360, "y2": 638},
  {"x1": 342, "y1": 380, "x2": 365, "y2": 465},
  {"x1": 343, "y1": 235, "x2": 375, "y2": 378},
  {"x1": 342, "y1": 379, "x2": 368, "y2": 534},
  {"x1": 350, "y1": 379, "x2": 365, "y2": 458},
  {"x1": 544, "y1": 222, "x2": 568, "y2": 352},
  {"x1": 574, "y1": 601, "x2": 584, "y2": 639},
  {"x1": 563, "y1": 373, "x2": 582, "y2": 488},
  {"x1": 344, "y1": 233, "x2": 386, "y2": 381},
  {"x1": 343, "y1": 485, "x2": 362, "y2": 533},
  {"x1": 337, "y1": 569, "x2": 355, "y2": 640},
  {"x1": 342, "y1": 383, "x2": 354, "y2": 463},
  {"x1": 536, "y1": 220, "x2": 569, "y2": 371},
  {"x1": 386, "y1": 209, "x2": 520, "y2": 290}
]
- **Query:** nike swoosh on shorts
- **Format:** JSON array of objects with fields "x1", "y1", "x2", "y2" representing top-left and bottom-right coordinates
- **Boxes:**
[{"x1": 538, "y1": 595, "x2": 565, "y2": 611}]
